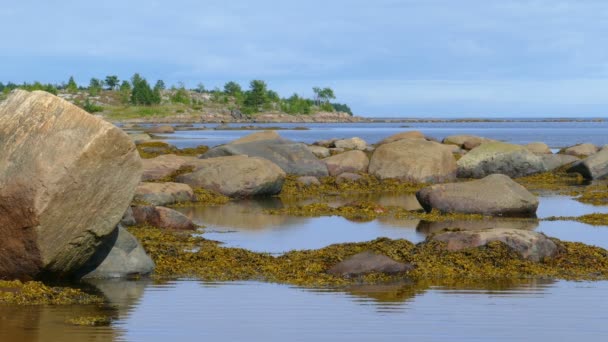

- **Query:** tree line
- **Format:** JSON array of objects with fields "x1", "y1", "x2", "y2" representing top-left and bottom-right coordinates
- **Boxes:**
[{"x1": 0, "y1": 75, "x2": 353, "y2": 116}]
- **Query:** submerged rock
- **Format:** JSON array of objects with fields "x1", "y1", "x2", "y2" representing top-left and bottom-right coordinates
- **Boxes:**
[
  {"x1": 131, "y1": 206, "x2": 196, "y2": 230},
  {"x1": 0, "y1": 90, "x2": 142, "y2": 279},
  {"x1": 201, "y1": 138, "x2": 329, "y2": 177},
  {"x1": 176, "y1": 155, "x2": 285, "y2": 198},
  {"x1": 77, "y1": 226, "x2": 154, "y2": 279},
  {"x1": 377, "y1": 131, "x2": 425, "y2": 145},
  {"x1": 323, "y1": 150, "x2": 369, "y2": 176},
  {"x1": 567, "y1": 148, "x2": 608, "y2": 180},
  {"x1": 328, "y1": 251, "x2": 415, "y2": 276},
  {"x1": 416, "y1": 174, "x2": 538, "y2": 217},
  {"x1": 145, "y1": 125, "x2": 174, "y2": 134},
  {"x1": 457, "y1": 142, "x2": 546, "y2": 178},
  {"x1": 430, "y1": 228, "x2": 559, "y2": 262},
  {"x1": 134, "y1": 182, "x2": 196, "y2": 206},
  {"x1": 296, "y1": 176, "x2": 321, "y2": 186},
  {"x1": 369, "y1": 139, "x2": 457, "y2": 183}
]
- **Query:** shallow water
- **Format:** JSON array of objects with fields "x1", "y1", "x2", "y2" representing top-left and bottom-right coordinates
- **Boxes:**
[
  {"x1": 4, "y1": 279, "x2": 608, "y2": 341},
  {"x1": 144, "y1": 121, "x2": 608, "y2": 148},
  {"x1": 175, "y1": 195, "x2": 608, "y2": 253}
]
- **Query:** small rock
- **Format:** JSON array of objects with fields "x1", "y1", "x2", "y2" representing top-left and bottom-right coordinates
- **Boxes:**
[
  {"x1": 561, "y1": 143, "x2": 599, "y2": 157},
  {"x1": 328, "y1": 251, "x2": 415, "y2": 276},
  {"x1": 134, "y1": 182, "x2": 196, "y2": 206},
  {"x1": 131, "y1": 206, "x2": 197, "y2": 230},
  {"x1": 336, "y1": 172, "x2": 363, "y2": 184},
  {"x1": 525, "y1": 142, "x2": 552, "y2": 155},
  {"x1": 145, "y1": 125, "x2": 175, "y2": 134},
  {"x1": 442, "y1": 135, "x2": 495, "y2": 150},
  {"x1": 306, "y1": 145, "x2": 331, "y2": 158},
  {"x1": 334, "y1": 137, "x2": 367, "y2": 150}
]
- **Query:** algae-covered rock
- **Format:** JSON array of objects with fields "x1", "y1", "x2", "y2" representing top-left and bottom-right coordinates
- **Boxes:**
[
  {"x1": 567, "y1": 148, "x2": 608, "y2": 180},
  {"x1": 77, "y1": 225, "x2": 154, "y2": 279},
  {"x1": 328, "y1": 251, "x2": 415, "y2": 276},
  {"x1": 201, "y1": 138, "x2": 329, "y2": 177},
  {"x1": 145, "y1": 125, "x2": 174, "y2": 134},
  {"x1": 369, "y1": 139, "x2": 457, "y2": 183},
  {"x1": 323, "y1": 150, "x2": 369, "y2": 176},
  {"x1": 431, "y1": 228, "x2": 559, "y2": 262},
  {"x1": 296, "y1": 176, "x2": 321, "y2": 186},
  {"x1": 0, "y1": 90, "x2": 142, "y2": 279},
  {"x1": 176, "y1": 155, "x2": 286, "y2": 198},
  {"x1": 457, "y1": 142, "x2": 546, "y2": 178},
  {"x1": 416, "y1": 174, "x2": 538, "y2": 217},
  {"x1": 134, "y1": 182, "x2": 196, "y2": 206}
]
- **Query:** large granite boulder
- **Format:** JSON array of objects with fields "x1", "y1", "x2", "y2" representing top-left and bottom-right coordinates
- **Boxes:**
[
  {"x1": 230, "y1": 130, "x2": 280, "y2": 144},
  {"x1": 334, "y1": 137, "x2": 367, "y2": 150},
  {"x1": 134, "y1": 182, "x2": 196, "y2": 206},
  {"x1": 327, "y1": 251, "x2": 414, "y2": 276},
  {"x1": 322, "y1": 150, "x2": 369, "y2": 176},
  {"x1": 442, "y1": 135, "x2": 495, "y2": 150},
  {"x1": 416, "y1": 174, "x2": 538, "y2": 217},
  {"x1": 176, "y1": 155, "x2": 286, "y2": 198},
  {"x1": 131, "y1": 206, "x2": 196, "y2": 230},
  {"x1": 525, "y1": 142, "x2": 552, "y2": 155},
  {"x1": 567, "y1": 148, "x2": 608, "y2": 180},
  {"x1": 77, "y1": 225, "x2": 154, "y2": 279},
  {"x1": 430, "y1": 228, "x2": 559, "y2": 262},
  {"x1": 369, "y1": 139, "x2": 457, "y2": 183},
  {"x1": 561, "y1": 143, "x2": 598, "y2": 157},
  {"x1": 457, "y1": 142, "x2": 546, "y2": 178},
  {"x1": 201, "y1": 138, "x2": 328, "y2": 177},
  {"x1": 377, "y1": 131, "x2": 425, "y2": 145},
  {"x1": 0, "y1": 90, "x2": 142, "y2": 279}
]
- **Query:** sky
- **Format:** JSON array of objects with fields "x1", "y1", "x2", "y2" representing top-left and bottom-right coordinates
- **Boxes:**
[{"x1": 2, "y1": 0, "x2": 608, "y2": 117}]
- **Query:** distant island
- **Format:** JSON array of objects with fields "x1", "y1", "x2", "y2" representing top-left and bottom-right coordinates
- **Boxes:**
[{"x1": 0, "y1": 75, "x2": 361, "y2": 123}]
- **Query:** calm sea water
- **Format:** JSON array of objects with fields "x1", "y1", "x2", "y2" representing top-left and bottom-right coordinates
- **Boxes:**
[
  {"x1": 142, "y1": 120, "x2": 608, "y2": 148},
  {"x1": 4, "y1": 122, "x2": 608, "y2": 341}
]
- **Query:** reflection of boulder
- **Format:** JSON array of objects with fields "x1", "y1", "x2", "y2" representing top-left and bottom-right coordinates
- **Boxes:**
[
  {"x1": 343, "y1": 282, "x2": 428, "y2": 304},
  {"x1": 176, "y1": 199, "x2": 297, "y2": 230},
  {"x1": 376, "y1": 195, "x2": 423, "y2": 211},
  {"x1": 86, "y1": 278, "x2": 151, "y2": 314},
  {"x1": 376, "y1": 216, "x2": 420, "y2": 228},
  {"x1": 416, "y1": 219, "x2": 539, "y2": 234}
]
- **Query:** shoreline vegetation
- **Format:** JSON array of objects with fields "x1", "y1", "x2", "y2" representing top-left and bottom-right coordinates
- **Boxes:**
[{"x1": 0, "y1": 75, "x2": 359, "y2": 123}]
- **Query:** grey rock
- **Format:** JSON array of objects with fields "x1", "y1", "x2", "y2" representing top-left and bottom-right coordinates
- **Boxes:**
[
  {"x1": 201, "y1": 139, "x2": 329, "y2": 177},
  {"x1": 416, "y1": 174, "x2": 538, "y2": 217},
  {"x1": 541, "y1": 154, "x2": 580, "y2": 171},
  {"x1": 457, "y1": 142, "x2": 546, "y2": 178},
  {"x1": 567, "y1": 148, "x2": 608, "y2": 179},
  {"x1": 328, "y1": 251, "x2": 415, "y2": 276},
  {"x1": 134, "y1": 182, "x2": 196, "y2": 206}
]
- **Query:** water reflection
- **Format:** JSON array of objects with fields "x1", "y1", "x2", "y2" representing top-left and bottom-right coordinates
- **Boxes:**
[{"x1": 416, "y1": 219, "x2": 539, "y2": 234}]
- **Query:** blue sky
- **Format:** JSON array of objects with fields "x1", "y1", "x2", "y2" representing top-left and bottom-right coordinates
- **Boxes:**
[{"x1": 2, "y1": 0, "x2": 608, "y2": 117}]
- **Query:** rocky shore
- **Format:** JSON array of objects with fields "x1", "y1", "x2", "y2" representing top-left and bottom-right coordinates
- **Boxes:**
[{"x1": 2, "y1": 90, "x2": 608, "y2": 307}]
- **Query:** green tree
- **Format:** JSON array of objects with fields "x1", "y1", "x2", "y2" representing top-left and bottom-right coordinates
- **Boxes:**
[
  {"x1": 313, "y1": 86, "x2": 335, "y2": 105},
  {"x1": 88, "y1": 78, "x2": 103, "y2": 96},
  {"x1": 130, "y1": 73, "x2": 158, "y2": 105},
  {"x1": 223, "y1": 81, "x2": 242, "y2": 96},
  {"x1": 154, "y1": 80, "x2": 166, "y2": 92},
  {"x1": 119, "y1": 80, "x2": 132, "y2": 104},
  {"x1": 243, "y1": 80, "x2": 269, "y2": 112},
  {"x1": 66, "y1": 76, "x2": 78, "y2": 93},
  {"x1": 104, "y1": 75, "x2": 119, "y2": 90},
  {"x1": 195, "y1": 83, "x2": 206, "y2": 93}
]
